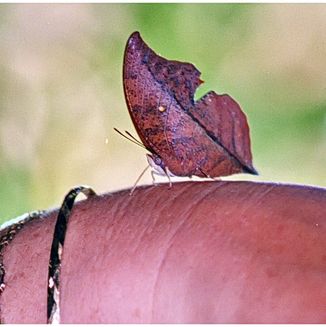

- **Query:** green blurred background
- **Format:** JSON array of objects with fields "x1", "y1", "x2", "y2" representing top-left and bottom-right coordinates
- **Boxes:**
[{"x1": 0, "y1": 4, "x2": 325, "y2": 223}]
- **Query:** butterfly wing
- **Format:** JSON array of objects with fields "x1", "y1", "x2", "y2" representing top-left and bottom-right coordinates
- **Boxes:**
[
  {"x1": 190, "y1": 91, "x2": 257, "y2": 174},
  {"x1": 123, "y1": 31, "x2": 257, "y2": 178},
  {"x1": 123, "y1": 31, "x2": 202, "y2": 155}
]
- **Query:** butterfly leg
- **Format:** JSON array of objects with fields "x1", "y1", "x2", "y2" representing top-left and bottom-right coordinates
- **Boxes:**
[
  {"x1": 130, "y1": 165, "x2": 150, "y2": 195},
  {"x1": 164, "y1": 167, "x2": 173, "y2": 188},
  {"x1": 198, "y1": 167, "x2": 211, "y2": 179},
  {"x1": 151, "y1": 170, "x2": 159, "y2": 186},
  {"x1": 150, "y1": 169, "x2": 172, "y2": 188}
]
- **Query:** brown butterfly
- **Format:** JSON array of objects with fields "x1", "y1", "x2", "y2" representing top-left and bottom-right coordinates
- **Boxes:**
[{"x1": 122, "y1": 31, "x2": 257, "y2": 184}]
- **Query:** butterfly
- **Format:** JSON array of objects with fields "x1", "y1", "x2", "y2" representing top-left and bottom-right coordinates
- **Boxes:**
[{"x1": 122, "y1": 31, "x2": 257, "y2": 187}]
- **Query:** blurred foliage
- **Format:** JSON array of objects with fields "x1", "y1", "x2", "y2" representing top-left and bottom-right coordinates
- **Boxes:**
[{"x1": 0, "y1": 4, "x2": 325, "y2": 223}]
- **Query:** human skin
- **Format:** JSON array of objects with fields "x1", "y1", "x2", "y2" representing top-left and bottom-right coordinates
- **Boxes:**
[{"x1": 1, "y1": 181, "x2": 326, "y2": 323}]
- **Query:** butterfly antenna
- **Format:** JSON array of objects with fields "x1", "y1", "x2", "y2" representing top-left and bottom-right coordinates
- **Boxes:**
[
  {"x1": 113, "y1": 128, "x2": 146, "y2": 150},
  {"x1": 129, "y1": 164, "x2": 150, "y2": 196},
  {"x1": 124, "y1": 130, "x2": 144, "y2": 146}
]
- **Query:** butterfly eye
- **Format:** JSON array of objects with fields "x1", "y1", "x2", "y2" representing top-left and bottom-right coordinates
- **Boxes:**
[
  {"x1": 154, "y1": 156, "x2": 162, "y2": 166},
  {"x1": 158, "y1": 106, "x2": 166, "y2": 113}
]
